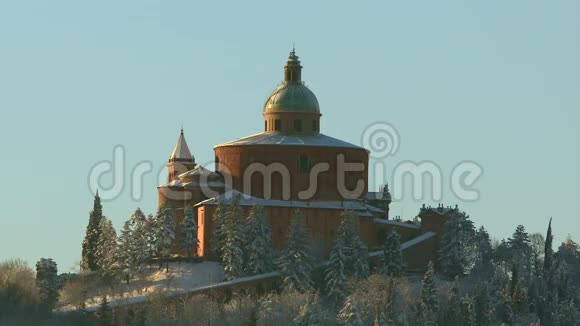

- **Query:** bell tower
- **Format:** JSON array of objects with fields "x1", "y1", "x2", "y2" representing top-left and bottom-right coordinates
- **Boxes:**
[{"x1": 167, "y1": 128, "x2": 196, "y2": 181}]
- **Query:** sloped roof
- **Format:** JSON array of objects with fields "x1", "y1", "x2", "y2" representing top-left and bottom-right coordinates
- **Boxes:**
[
  {"x1": 214, "y1": 132, "x2": 367, "y2": 150},
  {"x1": 372, "y1": 218, "x2": 421, "y2": 229},
  {"x1": 170, "y1": 130, "x2": 194, "y2": 161},
  {"x1": 194, "y1": 189, "x2": 383, "y2": 216},
  {"x1": 368, "y1": 232, "x2": 436, "y2": 258}
]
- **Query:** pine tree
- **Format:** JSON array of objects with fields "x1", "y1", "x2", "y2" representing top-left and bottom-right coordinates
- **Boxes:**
[
  {"x1": 276, "y1": 209, "x2": 315, "y2": 292},
  {"x1": 155, "y1": 203, "x2": 176, "y2": 272},
  {"x1": 117, "y1": 220, "x2": 137, "y2": 284},
  {"x1": 441, "y1": 277, "x2": 462, "y2": 325},
  {"x1": 437, "y1": 211, "x2": 476, "y2": 278},
  {"x1": 145, "y1": 214, "x2": 157, "y2": 266},
  {"x1": 325, "y1": 211, "x2": 369, "y2": 304},
  {"x1": 35, "y1": 258, "x2": 59, "y2": 312},
  {"x1": 97, "y1": 294, "x2": 113, "y2": 326},
  {"x1": 132, "y1": 211, "x2": 150, "y2": 269},
  {"x1": 418, "y1": 261, "x2": 438, "y2": 326},
  {"x1": 337, "y1": 295, "x2": 364, "y2": 326},
  {"x1": 221, "y1": 197, "x2": 246, "y2": 280},
  {"x1": 245, "y1": 205, "x2": 275, "y2": 275},
  {"x1": 211, "y1": 200, "x2": 228, "y2": 260},
  {"x1": 81, "y1": 192, "x2": 104, "y2": 271},
  {"x1": 180, "y1": 207, "x2": 198, "y2": 257},
  {"x1": 96, "y1": 217, "x2": 118, "y2": 277},
  {"x1": 473, "y1": 226, "x2": 494, "y2": 275},
  {"x1": 382, "y1": 231, "x2": 403, "y2": 277},
  {"x1": 508, "y1": 225, "x2": 532, "y2": 283},
  {"x1": 294, "y1": 293, "x2": 325, "y2": 326}
]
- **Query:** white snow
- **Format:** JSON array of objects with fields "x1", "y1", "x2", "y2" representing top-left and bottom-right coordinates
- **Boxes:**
[
  {"x1": 214, "y1": 132, "x2": 366, "y2": 150},
  {"x1": 368, "y1": 232, "x2": 436, "y2": 258},
  {"x1": 194, "y1": 190, "x2": 384, "y2": 216},
  {"x1": 372, "y1": 218, "x2": 420, "y2": 229}
]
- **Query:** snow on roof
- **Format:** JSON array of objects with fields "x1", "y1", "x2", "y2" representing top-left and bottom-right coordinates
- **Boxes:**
[
  {"x1": 214, "y1": 132, "x2": 367, "y2": 151},
  {"x1": 178, "y1": 165, "x2": 213, "y2": 178},
  {"x1": 368, "y1": 232, "x2": 436, "y2": 258},
  {"x1": 372, "y1": 218, "x2": 420, "y2": 229},
  {"x1": 194, "y1": 189, "x2": 383, "y2": 215},
  {"x1": 170, "y1": 130, "x2": 194, "y2": 161}
]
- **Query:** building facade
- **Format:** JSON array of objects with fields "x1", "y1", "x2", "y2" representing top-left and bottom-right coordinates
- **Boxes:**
[{"x1": 158, "y1": 50, "x2": 454, "y2": 270}]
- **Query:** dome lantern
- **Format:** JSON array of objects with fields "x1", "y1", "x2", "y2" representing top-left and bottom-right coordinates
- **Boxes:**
[{"x1": 263, "y1": 49, "x2": 321, "y2": 135}]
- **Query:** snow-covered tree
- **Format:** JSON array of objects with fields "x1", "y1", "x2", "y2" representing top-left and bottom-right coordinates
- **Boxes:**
[
  {"x1": 276, "y1": 209, "x2": 315, "y2": 292},
  {"x1": 382, "y1": 230, "x2": 402, "y2": 277},
  {"x1": 81, "y1": 192, "x2": 104, "y2": 271},
  {"x1": 132, "y1": 211, "x2": 149, "y2": 268},
  {"x1": 337, "y1": 295, "x2": 364, "y2": 326},
  {"x1": 294, "y1": 293, "x2": 325, "y2": 326},
  {"x1": 417, "y1": 261, "x2": 438, "y2": 325},
  {"x1": 35, "y1": 258, "x2": 59, "y2": 312},
  {"x1": 117, "y1": 220, "x2": 137, "y2": 283},
  {"x1": 441, "y1": 277, "x2": 462, "y2": 325},
  {"x1": 325, "y1": 211, "x2": 369, "y2": 303},
  {"x1": 437, "y1": 210, "x2": 476, "y2": 278},
  {"x1": 144, "y1": 214, "x2": 157, "y2": 264},
  {"x1": 211, "y1": 200, "x2": 228, "y2": 260},
  {"x1": 155, "y1": 203, "x2": 176, "y2": 272},
  {"x1": 95, "y1": 217, "x2": 118, "y2": 277},
  {"x1": 180, "y1": 207, "x2": 198, "y2": 257},
  {"x1": 221, "y1": 197, "x2": 246, "y2": 280},
  {"x1": 245, "y1": 205, "x2": 275, "y2": 275}
]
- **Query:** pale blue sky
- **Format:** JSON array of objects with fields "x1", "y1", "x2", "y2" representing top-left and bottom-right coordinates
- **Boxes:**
[{"x1": 1, "y1": 1, "x2": 578, "y2": 271}]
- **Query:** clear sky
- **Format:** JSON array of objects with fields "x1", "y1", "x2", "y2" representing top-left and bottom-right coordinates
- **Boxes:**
[{"x1": 0, "y1": 1, "x2": 578, "y2": 271}]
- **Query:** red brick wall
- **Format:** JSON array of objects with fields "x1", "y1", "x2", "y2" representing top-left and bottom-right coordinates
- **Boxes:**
[{"x1": 214, "y1": 145, "x2": 369, "y2": 201}]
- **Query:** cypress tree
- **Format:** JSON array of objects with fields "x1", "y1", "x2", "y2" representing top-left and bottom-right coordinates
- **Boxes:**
[
  {"x1": 543, "y1": 218, "x2": 554, "y2": 279},
  {"x1": 81, "y1": 191, "x2": 104, "y2": 271}
]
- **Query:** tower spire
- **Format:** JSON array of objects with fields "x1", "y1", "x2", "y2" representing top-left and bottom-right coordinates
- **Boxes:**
[{"x1": 169, "y1": 128, "x2": 194, "y2": 163}]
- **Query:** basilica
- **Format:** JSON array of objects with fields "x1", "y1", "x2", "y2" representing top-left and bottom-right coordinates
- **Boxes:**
[{"x1": 157, "y1": 50, "x2": 455, "y2": 270}]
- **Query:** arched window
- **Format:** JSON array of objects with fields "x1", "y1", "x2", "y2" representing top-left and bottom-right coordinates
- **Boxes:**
[
  {"x1": 265, "y1": 120, "x2": 267, "y2": 131},
  {"x1": 274, "y1": 119, "x2": 281, "y2": 131}
]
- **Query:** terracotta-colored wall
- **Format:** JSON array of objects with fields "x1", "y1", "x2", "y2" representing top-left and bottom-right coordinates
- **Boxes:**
[
  {"x1": 214, "y1": 145, "x2": 369, "y2": 201},
  {"x1": 196, "y1": 205, "x2": 375, "y2": 259}
]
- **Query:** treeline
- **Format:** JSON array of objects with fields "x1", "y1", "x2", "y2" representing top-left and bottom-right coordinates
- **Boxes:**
[{"x1": 80, "y1": 192, "x2": 199, "y2": 281}]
